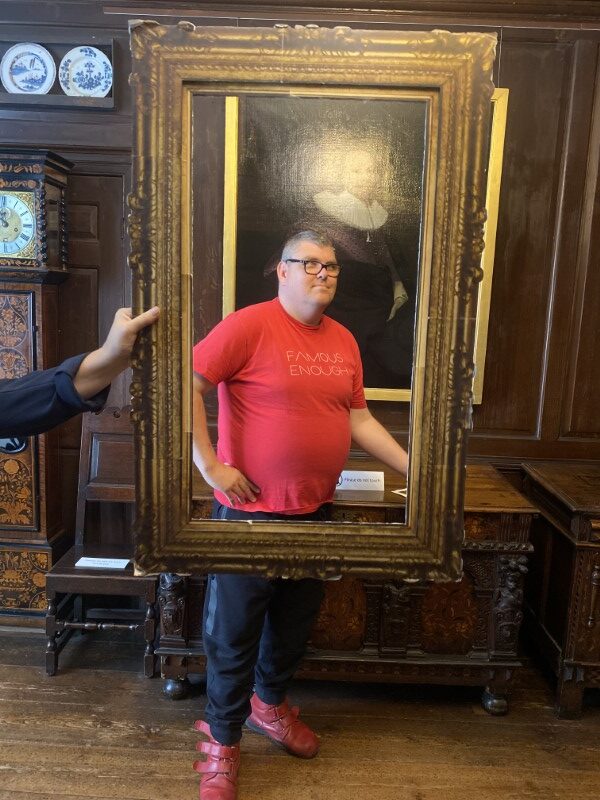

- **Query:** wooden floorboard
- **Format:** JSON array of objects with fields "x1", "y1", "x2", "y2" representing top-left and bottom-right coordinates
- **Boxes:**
[{"x1": 0, "y1": 629, "x2": 598, "y2": 799}]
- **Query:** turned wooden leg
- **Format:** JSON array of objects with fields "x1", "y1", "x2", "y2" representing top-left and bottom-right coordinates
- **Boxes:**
[
  {"x1": 556, "y1": 665, "x2": 585, "y2": 719},
  {"x1": 144, "y1": 598, "x2": 156, "y2": 678},
  {"x1": 45, "y1": 594, "x2": 58, "y2": 676},
  {"x1": 74, "y1": 594, "x2": 86, "y2": 634}
]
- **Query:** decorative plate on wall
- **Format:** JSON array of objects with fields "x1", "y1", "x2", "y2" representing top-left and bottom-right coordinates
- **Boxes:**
[
  {"x1": 0, "y1": 43, "x2": 56, "y2": 94},
  {"x1": 58, "y1": 46, "x2": 112, "y2": 97}
]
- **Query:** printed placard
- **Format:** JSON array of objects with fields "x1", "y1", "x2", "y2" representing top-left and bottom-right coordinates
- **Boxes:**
[
  {"x1": 75, "y1": 557, "x2": 130, "y2": 570},
  {"x1": 337, "y1": 470, "x2": 385, "y2": 492}
]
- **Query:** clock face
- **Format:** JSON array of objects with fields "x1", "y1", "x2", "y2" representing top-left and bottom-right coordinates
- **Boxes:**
[{"x1": 0, "y1": 192, "x2": 36, "y2": 258}]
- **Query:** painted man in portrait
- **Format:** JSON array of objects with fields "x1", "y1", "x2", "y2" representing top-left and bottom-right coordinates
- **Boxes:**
[{"x1": 311, "y1": 145, "x2": 415, "y2": 388}]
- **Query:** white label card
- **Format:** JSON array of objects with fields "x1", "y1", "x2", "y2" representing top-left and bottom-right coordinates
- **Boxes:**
[
  {"x1": 75, "y1": 557, "x2": 130, "y2": 570},
  {"x1": 337, "y1": 470, "x2": 385, "y2": 492}
]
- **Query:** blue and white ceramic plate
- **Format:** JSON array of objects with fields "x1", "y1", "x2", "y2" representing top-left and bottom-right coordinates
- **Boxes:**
[
  {"x1": 59, "y1": 46, "x2": 112, "y2": 98},
  {"x1": 0, "y1": 43, "x2": 56, "y2": 94}
]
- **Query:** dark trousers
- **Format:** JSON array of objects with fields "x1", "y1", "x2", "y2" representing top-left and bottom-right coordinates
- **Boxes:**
[{"x1": 202, "y1": 502, "x2": 329, "y2": 745}]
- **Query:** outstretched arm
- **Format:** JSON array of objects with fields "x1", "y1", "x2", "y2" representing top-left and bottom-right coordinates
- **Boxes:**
[
  {"x1": 350, "y1": 407, "x2": 408, "y2": 476},
  {"x1": 73, "y1": 306, "x2": 159, "y2": 399},
  {"x1": 0, "y1": 306, "x2": 160, "y2": 438},
  {"x1": 192, "y1": 373, "x2": 260, "y2": 505}
]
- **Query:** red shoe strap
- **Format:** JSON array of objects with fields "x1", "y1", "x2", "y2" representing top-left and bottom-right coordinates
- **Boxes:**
[
  {"x1": 193, "y1": 718, "x2": 240, "y2": 779},
  {"x1": 197, "y1": 740, "x2": 239, "y2": 759},
  {"x1": 193, "y1": 757, "x2": 237, "y2": 777},
  {"x1": 194, "y1": 719, "x2": 212, "y2": 735}
]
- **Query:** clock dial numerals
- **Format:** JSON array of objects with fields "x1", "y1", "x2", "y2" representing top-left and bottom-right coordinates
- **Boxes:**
[{"x1": 0, "y1": 193, "x2": 35, "y2": 256}]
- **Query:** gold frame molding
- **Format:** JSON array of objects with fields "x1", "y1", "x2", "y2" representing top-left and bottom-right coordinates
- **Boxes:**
[{"x1": 129, "y1": 21, "x2": 496, "y2": 580}]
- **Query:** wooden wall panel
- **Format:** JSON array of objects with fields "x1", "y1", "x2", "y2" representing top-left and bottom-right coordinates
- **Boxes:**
[
  {"x1": 473, "y1": 39, "x2": 572, "y2": 436},
  {"x1": 63, "y1": 172, "x2": 130, "y2": 405},
  {"x1": 470, "y1": 35, "x2": 600, "y2": 460},
  {"x1": 560, "y1": 65, "x2": 600, "y2": 440},
  {"x1": 536, "y1": 40, "x2": 599, "y2": 446},
  {"x1": 58, "y1": 173, "x2": 128, "y2": 536}
]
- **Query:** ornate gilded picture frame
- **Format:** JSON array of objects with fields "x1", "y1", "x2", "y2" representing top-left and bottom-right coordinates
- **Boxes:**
[{"x1": 129, "y1": 22, "x2": 496, "y2": 580}]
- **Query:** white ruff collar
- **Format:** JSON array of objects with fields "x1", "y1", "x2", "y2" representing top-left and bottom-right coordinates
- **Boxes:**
[{"x1": 314, "y1": 190, "x2": 388, "y2": 231}]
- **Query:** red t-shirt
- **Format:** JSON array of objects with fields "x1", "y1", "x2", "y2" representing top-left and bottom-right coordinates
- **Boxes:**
[{"x1": 193, "y1": 298, "x2": 367, "y2": 513}]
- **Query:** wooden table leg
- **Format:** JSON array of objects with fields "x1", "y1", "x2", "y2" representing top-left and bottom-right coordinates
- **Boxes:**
[
  {"x1": 45, "y1": 591, "x2": 58, "y2": 676},
  {"x1": 556, "y1": 665, "x2": 585, "y2": 719}
]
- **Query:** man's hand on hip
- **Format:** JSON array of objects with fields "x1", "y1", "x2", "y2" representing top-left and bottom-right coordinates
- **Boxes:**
[{"x1": 204, "y1": 461, "x2": 260, "y2": 506}]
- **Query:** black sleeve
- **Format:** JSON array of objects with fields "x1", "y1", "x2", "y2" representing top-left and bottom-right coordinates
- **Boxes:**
[{"x1": 0, "y1": 354, "x2": 110, "y2": 438}]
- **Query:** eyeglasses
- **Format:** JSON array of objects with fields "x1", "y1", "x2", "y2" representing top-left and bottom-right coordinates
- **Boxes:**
[{"x1": 285, "y1": 258, "x2": 341, "y2": 277}]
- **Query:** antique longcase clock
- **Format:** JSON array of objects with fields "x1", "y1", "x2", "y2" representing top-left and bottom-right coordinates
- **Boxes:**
[{"x1": 0, "y1": 149, "x2": 72, "y2": 623}]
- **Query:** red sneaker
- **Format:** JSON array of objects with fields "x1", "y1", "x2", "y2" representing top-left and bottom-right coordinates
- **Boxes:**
[
  {"x1": 245, "y1": 693, "x2": 320, "y2": 758},
  {"x1": 193, "y1": 720, "x2": 240, "y2": 800}
]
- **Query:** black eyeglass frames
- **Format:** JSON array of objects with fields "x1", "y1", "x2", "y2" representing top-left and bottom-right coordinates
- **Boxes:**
[{"x1": 284, "y1": 258, "x2": 342, "y2": 277}]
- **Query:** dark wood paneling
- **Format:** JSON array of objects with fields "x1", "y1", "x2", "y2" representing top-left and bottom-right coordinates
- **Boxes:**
[
  {"x1": 469, "y1": 33, "x2": 600, "y2": 459},
  {"x1": 59, "y1": 450, "x2": 79, "y2": 542},
  {"x1": 104, "y1": 0, "x2": 600, "y2": 24},
  {"x1": 58, "y1": 269, "x2": 98, "y2": 451},
  {"x1": 63, "y1": 172, "x2": 129, "y2": 405},
  {"x1": 58, "y1": 173, "x2": 127, "y2": 537},
  {"x1": 561, "y1": 62, "x2": 600, "y2": 439},
  {"x1": 538, "y1": 41, "x2": 599, "y2": 443},
  {"x1": 473, "y1": 39, "x2": 573, "y2": 436}
]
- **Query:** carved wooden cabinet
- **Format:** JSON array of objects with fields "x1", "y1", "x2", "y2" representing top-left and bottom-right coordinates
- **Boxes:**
[
  {"x1": 157, "y1": 465, "x2": 535, "y2": 714},
  {"x1": 522, "y1": 461, "x2": 600, "y2": 718}
]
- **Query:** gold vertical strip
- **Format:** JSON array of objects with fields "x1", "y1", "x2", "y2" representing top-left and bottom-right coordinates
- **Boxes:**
[
  {"x1": 472, "y1": 88, "x2": 509, "y2": 404},
  {"x1": 181, "y1": 87, "x2": 193, "y2": 443},
  {"x1": 223, "y1": 96, "x2": 239, "y2": 317}
]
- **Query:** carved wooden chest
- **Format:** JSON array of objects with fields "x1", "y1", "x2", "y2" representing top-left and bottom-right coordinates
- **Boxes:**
[
  {"x1": 522, "y1": 461, "x2": 600, "y2": 718},
  {"x1": 157, "y1": 464, "x2": 535, "y2": 714}
]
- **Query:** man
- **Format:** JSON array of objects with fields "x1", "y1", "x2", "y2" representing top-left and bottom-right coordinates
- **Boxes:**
[
  {"x1": 0, "y1": 306, "x2": 159, "y2": 438},
  {"x1": 192, "y1": 229, "x2": 407, "y2": 800}
]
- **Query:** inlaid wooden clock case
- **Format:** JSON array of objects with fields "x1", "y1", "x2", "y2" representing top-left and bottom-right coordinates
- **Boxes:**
[{"x1": 0, "y1": 149, "x2": 72, "y2": 622}]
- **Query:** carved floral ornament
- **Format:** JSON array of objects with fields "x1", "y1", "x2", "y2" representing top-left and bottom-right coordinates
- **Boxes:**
[{"x1": 129, "y1": 21, "x2": 496, "y2": 580}]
